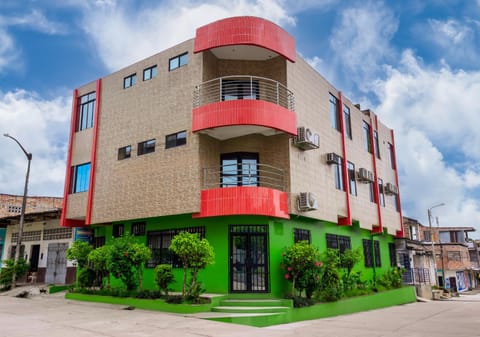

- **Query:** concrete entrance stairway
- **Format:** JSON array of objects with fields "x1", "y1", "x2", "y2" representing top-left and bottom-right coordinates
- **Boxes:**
[{"x1": 192, "y1": 297, "x2": 292, "y2": 327}]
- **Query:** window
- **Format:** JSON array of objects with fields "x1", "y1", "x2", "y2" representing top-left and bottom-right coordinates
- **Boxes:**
[
  {"x1": 424, "y1": 230, "x2": 432, "y2": 242},
  {"x1": 343, "y1": 105, "x2": 352, "y2": 139},
  {"x1": 118, "y1": 145, "x2": 131, "y2": 160},
  {"x1": 388, "y1": 143, "x2": 396, "y2": 170},
  {"x1": 77, "y1": 92, "x2": 96, "y2": 131},
  {"x1": 71, "y1": 163, "x2": 91, "y2": 193},
  {"x1": 334, "y1": 157, "x2": 344, "y2": 190},
  {"x1": 93, "y1": 236, "x2": 105, "y2": 248},
  {"x1": 368, "y1": 181, "x2": 375, "y2": 203},
  {"x1": 329, "y1": 93, "x2": 340, "y2": 131},
  {"x1": 138, "y1": 139, "x2": 156, "y2": 155},
  {"x1": 112, "y1": 224, "x2": 124, "y2": 238},
  {"x1": 389, "y1": 242, "x2": 397, "y2": 267},
  {"x1": 143, "y1": 65, "x2": 157, "y2": 81},
  {"x1": 347, "y1": 161, "x2": 357, "y2": 196},
  {"x1": 147, "y1": 227, "x2": 205, "y2": 268},
  {"x1": 7, "y1": 205, "x2": 22, "y2": 213},
  {"x1": 221, "y1": 152, "x2": 258, "y2": 187},
  {"x1": 123, "y1": 73, "x2": 137, "y2": 88},
  {"x1": 362, "y1": 121, "x2": 372, "y2": 153},
  {"x1": 378, "y1": 178, "x2": 385, "y2": 206},
  {"x1": 222, "y1": 79, "x2": 259, "y2": 101},
  {"x1": 294, "y1": 228, "x2": 311, "y2": 243},
  {"x1": 326, "y1": 234, "x2": 351, "y2": 253},
  {"x1": 132, "y1": 222, "x2": 146, "y2": 236},
  {"x1": 165, "y1": 131, "x2": 187, "y2": 149},
  {"x1": 447, "y1": 251, "x2": 461, "y2": 261},
  {"x1": 394, "y1": 194, "x2": 400, "y2": 212},
  {"x1": 374, "y1": 130, "x2": 380, "y2": 159},
  {"x1": 363, "y1": 239, "x2": 373, "y2": 267},
  {"x1": 374, "y1": 240, "x2": 381, "y2": 267},
  {"x1": 169, "y1": 52, "x2": 188, "y2": 71},
  {"x1": 43, "y1": 228, "x2": 72, "y2": 240}
]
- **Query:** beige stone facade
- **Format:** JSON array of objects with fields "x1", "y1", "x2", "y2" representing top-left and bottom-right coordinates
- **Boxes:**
[{"x1": 64, "y1": 18, "x2": 402, "y2": 236}]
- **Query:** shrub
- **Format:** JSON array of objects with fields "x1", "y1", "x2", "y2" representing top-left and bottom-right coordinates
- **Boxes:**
[
  {"x1": 135, "y1": 289, "x2": 161, "y2": 299},
  {"x1": 165, "y1": 295, "x2": 184, "y2": 304},
  {"x1": 78, "y1": 268, "x2": 96, "y2": 288},
  {"x1": 66, "y1": 241, "x2": 93, "y2": 269},
  {"x1": 169, "y1": 232, "x2": 214, "y2": 300},
  {"x1": 281, "y1": 241, "x2": 322, "y2": 299},
  {"x1": 106, "y1": 235, "x2": 151, "y2": 291},
  {"x1": 88, "y1": 245, "x2": 111, "y2": 288},
  {"x1": 317, "y1": 249, "x2": 343, "y2": 302},
  {"x1": 154, "y1": 264, "x2": 174, "y2": 296},
  {"x1": 0, "y1": 258, "x2": 29, "y2": 290},
  {"x1": 378, "y1": 268, "x2": 404, "y2": 290}
]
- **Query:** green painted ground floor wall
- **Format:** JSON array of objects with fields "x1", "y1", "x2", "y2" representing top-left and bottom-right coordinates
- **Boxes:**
[{"x1": 92, "y1": 214, "x2": 396, "y2": 297}]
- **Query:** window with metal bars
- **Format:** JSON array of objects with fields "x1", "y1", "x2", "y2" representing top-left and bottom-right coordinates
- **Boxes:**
[
  {"x1": 374, "y1": 240, "x2": 381, "y2": 267},
  {"x1": 389, "y1": 242, "x2": 397, "y2": 267},
  {"x1": 43, "y1": 228, "x2": 72, "y2": 240},
  {"x1": 132, "y1": 222, "x2": 146, "y2": 236},
  {"x1": 363, "y1": 239, "x2": 373, "y2": 267},
  {"x1": 326, "y1": 233, "x2": 351, "y2": 253},
  {"x1": 146, "y1": 226, "x2": 205, "y2": 268},
  {"x1": 112, "y1": 224, "x2": 124, "y2": 238},
  {"x1": 93, "y1": 236, "x2": 105, "y2": 248},
  {"x1": 294, "y1": 228, "x2": 311, "y2": 243}
]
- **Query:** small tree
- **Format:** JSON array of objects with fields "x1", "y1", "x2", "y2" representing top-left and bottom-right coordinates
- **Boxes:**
[
  {"x1": 0, "y1": 259, "x2": 29, "y2": 290},
  {"x1": 154, "y1": 264, "x2": 174, "y2": 296},
  {"x1": 66, "y1": 240, "x2": 93, "y2": 269},
  {"x1": 169, "y1": 232, "x2": 215, "y2": 300},
  {"x1": 281, "y1": 241, "x2": 322, "y2": 299},
  {"x1": 318, "y1": 249, "x2": 343, "y2": 302},
  {"x1": 106, "y1": 235, "x2": 151, "y2": 291},
  {"x1": 88, "y1": 245, "x2": 111, "y2": 288}
]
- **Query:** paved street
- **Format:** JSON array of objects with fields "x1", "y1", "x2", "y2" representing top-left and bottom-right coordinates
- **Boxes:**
[{"x1": 1, "y1": 289, "x2": 480, "y2": 337}]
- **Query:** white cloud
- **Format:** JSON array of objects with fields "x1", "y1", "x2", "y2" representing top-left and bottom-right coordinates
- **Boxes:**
[
  {"x1": 429, "y1": 19, "x2": 472, "y2": 45},
  {"x1": 4, "y1": 9, "x2": 67, "y2": 35},
  {"x1": 0, "y1": 90, "x2": 71, "y2": 197},
  {"x1": 329, "y1": 1, "x2": 398, "y2": 92},
  {"x1": 374, "y1": 50, "x2": 480, "y2": 232},
  {"x1": 75, "y1": 0, "x2": 297, "y2": 71},
  {"x1": 0, "y1": 28, "x2": 16, "y2": 73}
]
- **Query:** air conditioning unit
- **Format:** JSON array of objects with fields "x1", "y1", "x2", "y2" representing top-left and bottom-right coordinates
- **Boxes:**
[
  {"x1": 297, "y1": 192, "x2": 318, "y2": 211},
  {"x1": 357, "y1": 168, "x2": 374, "y2": 183},
  {"x1": 293, "y1": 127, "x2": 320, "y2": 150},
  {"x1": 385, "y1": 183, "x2": 399, "y2": 195},
  {"x1": 326, "y1": 152, "x2": 341, "y2": 165}
]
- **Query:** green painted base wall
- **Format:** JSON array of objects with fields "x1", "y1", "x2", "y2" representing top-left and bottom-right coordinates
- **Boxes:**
[{"x1": 93, "y1": 214, "x2": 397, "y2": 297}]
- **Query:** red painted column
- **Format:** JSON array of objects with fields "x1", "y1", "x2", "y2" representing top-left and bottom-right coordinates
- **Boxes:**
[
  {"x1": 391, "y1": 130, "x2": 405, "y2": 238},
  {"x1": 338, "y1": 92, "x2": 351, "y2": 226},
  {"x1": 370, "y1": 116, "x2": 383, "y2": 233},
  {"x1": 60, "y1": 89, "x2": 78, "y2": 227},
  {"x1": 86, "y1": 79, "x2": 102, "y2": 225}
]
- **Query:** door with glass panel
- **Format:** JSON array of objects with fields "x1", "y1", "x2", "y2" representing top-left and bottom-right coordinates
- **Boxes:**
[
  {"x1": 229, "y1": 225, "x2": 268, "y2": 293},
  {"x1": 221, "y1": 153, "x2": 258, "y2": 187}
]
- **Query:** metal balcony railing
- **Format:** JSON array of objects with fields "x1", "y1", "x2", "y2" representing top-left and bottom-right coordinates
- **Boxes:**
[
  {"x1": 402, "y1": 268, "x2": 431, "y2": 285},
  {"x1": 193, "y1": 75, "x2": 295, "y2": 111},
  {"x1": 202, "y1": 163, "x2": 285, "y2": 191}
]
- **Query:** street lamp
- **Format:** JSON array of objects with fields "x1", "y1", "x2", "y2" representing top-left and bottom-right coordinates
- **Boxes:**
[
  {"x1": 428, "y1": 202, "x2": 445, "y2": 286},
  {"x1": 4, "y1": 133, "x2": 32, "y2": 288}
]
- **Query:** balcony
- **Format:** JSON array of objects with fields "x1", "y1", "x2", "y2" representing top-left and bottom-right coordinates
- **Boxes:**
[
  {"x1": 192, "y1": 76, "x2": 297, "y2": 140},
  {"x1": 194, "y1": 16, "x2": 296, "y2": 63},
  {"x1": 193, "y1": 162, "x2": 289, "y2": 219}
]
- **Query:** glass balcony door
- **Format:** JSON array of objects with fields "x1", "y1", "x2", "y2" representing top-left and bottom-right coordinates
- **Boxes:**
[{"x1": 221, "y1": 152, "x2": 259, "y2": 187}]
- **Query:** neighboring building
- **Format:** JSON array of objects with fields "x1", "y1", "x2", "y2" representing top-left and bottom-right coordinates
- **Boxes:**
[
  {"x1": 0, "y1": 228, "x2": 5, "y2": 265},
  {"x1": 397, "y1": 217, "x2": 434, "y2": 297},
  {"x1": 61, "y1": 16, "x2": 404, "y2": 296},
  {"x1": 0, "y1": 209, "x2": 76, "y2": 284},
  {"x1": 0, "y1": 193, "x2": 62, "y2": 218},
  {"x1": 406, "y1": 217, "x2": 477, "y2": 291}
]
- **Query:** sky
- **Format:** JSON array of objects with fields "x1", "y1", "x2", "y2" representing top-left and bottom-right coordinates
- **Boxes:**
[{"x1": 1, "y1": 0, "x2": 479, "y2": 232}]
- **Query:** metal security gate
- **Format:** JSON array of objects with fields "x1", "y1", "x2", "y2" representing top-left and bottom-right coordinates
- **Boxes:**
[
  {"x1": 229, "y1": 225, "x2": 268, "y2": 293},
  {"x1": 45, "y1": 243, "x2": 68, "y2": 284}
]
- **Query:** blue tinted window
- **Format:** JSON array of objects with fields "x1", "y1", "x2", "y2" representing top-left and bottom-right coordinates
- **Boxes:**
[
  {"x1": 169, "y1": 52, "x2": 188, "y2": 71},
  {"x1": 77, "y1": 92, "x2": 96, "y2": 131},
  {"x1": 71, "y1": 163, "x2": 90, "y2": 193}
]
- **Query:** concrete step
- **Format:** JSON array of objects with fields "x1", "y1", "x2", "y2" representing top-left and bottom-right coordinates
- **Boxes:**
[
  {"x1": 219, "y1": 299, "x2": 285, "y2": 307},
  {"x1": 212, "y1": 305, "x2": 290, "y2": 314}
]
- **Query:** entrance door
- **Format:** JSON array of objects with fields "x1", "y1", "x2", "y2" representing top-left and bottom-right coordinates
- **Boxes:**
[
  {"x1": 229, "y1": 225, "x2": 268, "y2": 293},
  {"x1": 45, "y1": 243, "x2": 68, "y2": 284},
  {"x1": 29, "y1": 245, "x2": 40, "y2": 272}
]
